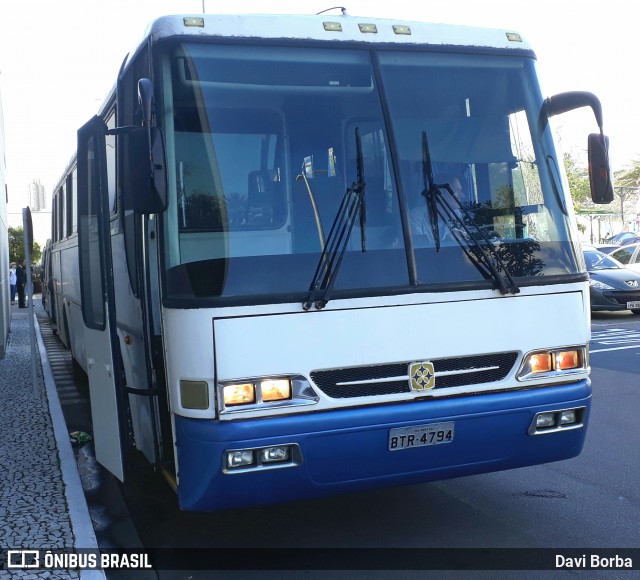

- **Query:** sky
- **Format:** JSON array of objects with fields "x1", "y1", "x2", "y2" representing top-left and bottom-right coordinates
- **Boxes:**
[{"x1": 1, "y1": 0, "x2": 638, "y2": 241}]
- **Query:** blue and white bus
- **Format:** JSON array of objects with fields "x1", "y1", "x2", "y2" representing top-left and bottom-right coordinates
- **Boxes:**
[{"x1": 50, "y1": 12, "x2": 613, "y2": 511}]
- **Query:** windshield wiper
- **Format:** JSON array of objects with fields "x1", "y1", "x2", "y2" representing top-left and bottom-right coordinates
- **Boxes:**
[
  {"x1": 303, "y1": 128, "x2": 366, "y2": 310},
  {"x1": 420, "y1": 131, "x2": 442, "y2": 250},
  {"x1": 419, "y1": 130, "x2": 520, "y2": 295}
]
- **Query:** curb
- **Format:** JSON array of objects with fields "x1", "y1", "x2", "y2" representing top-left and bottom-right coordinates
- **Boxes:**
[{"x1": 34, "y1": 314, "x2": 107, "y2": 580}]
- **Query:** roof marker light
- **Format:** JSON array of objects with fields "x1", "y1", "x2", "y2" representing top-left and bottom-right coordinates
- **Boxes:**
[
  {"x1": 358, "y1": 23, "x2": 378, "y2": 34},
  {"x1": 184, "y1": 17, "x2": 205, "y2": 28},
  {"x1": 393, "y1": 25, "x2": 411, "y2": 35},
  {"x1": 506, "y1": 32, "x2": 522, "y2": 42},
  {"x1": 323, "y1": 22, "x2": 342, "y2": 32}
]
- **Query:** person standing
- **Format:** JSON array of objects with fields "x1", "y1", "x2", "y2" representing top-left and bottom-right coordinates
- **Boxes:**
[
  {"x1": 16, "y1": 261, "x2": 27, "y2": 308},
  {"x1": 9, "y1": 263, "x2": 17, "y2": 305}
]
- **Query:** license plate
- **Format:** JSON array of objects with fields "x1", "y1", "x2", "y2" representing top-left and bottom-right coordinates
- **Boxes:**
[
  {"x1": 389, "y1": 421, "x2": 455, "y2": 451},
  {"x1": 627, "y1": 301, "x2": 640, "y2": 309}
]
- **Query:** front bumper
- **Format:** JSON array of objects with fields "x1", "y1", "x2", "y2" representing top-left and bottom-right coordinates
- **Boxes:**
[
  {"x1": 590, "y1": 288, "x2": 640, "y2": 311},
  {"x1": 174, "y1": 380, "x2": 591, "y2": 511}
]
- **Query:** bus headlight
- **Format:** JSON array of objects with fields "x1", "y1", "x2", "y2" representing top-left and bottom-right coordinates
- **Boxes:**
[
  {"x1": 528, "y1": 407, "x2": 585, "y2": 435},
  {"x1": 260, "y1": 446, "x2": 290, "y2": 463},
  {"x1": 535, "y1": 412, "x2": 555, "y2": 429},
  {"x1": 560, "y1": 409, "x2": 577, "y2": 424},
  {"x1": 227, "y1": 449, "x2": 254, "y2": 468},
  {"x1": 517, "y1": 346, "x2": 587, "y2": 381},
  {"x1": 217, "y1": 376, "x2": 319, "y2": 415},
  {"x1": 260, "y1": 379, "x2": 291, "y2": 402},
  {"x1": 223, "y1": 444, "x2": 303, "y2": 473},
  {"x1": 222, "y1": 379, "x2": 291, "y2": 405},
  {"x1": 529, "y1": 353, "x2": 552, "y2": 373},
  {"x1": 556, "y1": 350, "x2": 580, "y2": 371},
  {"x1": 223, "y1": 383, "x2": 256, "y2": 406}
]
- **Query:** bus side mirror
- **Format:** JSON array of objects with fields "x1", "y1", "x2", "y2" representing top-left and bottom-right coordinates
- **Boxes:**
[
  {"x1": 121, "y1": 126, "x2": 168, "y2": 214},
  {"x1": 541, "y1": 91, "x2": 603, "y2": 128},
  {"x1": 588, "y1": 133, "x2": 614, "y2": 204},
  {"x1": 539, "y1": 91, "x2": 614, "y2": 205},
  {"x1": 118, "y1": 78, "x2": 168, "y2": 215}
]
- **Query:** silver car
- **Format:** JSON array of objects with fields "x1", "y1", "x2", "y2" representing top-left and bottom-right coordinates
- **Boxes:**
[{"x1": 609, "y1": 242, "x2": 640, "y2": 274}]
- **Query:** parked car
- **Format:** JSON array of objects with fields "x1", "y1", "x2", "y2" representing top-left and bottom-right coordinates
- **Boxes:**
[
  {"x1": 583, "y1": 247, "x2": 640, "y2": 314},
  {"x1": 618, "y1": 236, "x2": 640, "y2": 246},
  {"x1": 604, "y1": 232, "x2": 640, "y2": 246},
  {"x1": 609, "y1": 242, "x2": 640, "y2": 274},
  {"x1": 593, "y1": 244, "x2": 621, "y2": 254}
]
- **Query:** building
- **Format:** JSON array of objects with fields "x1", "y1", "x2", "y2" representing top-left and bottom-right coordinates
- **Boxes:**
[{"x1": 29, "y1": 178, "x2": 46, "y2": 212}]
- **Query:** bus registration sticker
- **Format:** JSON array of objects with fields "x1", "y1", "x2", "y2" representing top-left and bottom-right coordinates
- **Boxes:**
[{"x1": 389, "y1": 422, "x2": 455, "y2": 451}]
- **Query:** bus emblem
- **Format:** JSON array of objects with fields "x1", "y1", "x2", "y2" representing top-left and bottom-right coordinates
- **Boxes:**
[{"x1": 409, "y1": 362, "x2": 436, "y2": 391}]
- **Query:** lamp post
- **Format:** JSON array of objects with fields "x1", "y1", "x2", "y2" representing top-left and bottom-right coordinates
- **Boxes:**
[{"x1": 23, "y1": 207, "x2": 38, "y2": 397}]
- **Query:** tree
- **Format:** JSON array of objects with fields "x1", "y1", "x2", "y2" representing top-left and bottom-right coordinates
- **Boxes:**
[
  {"x1": 613, "y1": 160, "x2": 640, "y2": 224},
  {"x1": 563, "y1": 151, "x2": 591, "y2": 207},
  {"x1": 614, "y1": 158, "x2": 640, "y2": 188},
  {"x1": 8, "y1": 226, "x2": 42, "y2": 265}
]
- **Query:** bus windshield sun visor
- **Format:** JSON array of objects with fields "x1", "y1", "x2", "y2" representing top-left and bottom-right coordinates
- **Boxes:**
[
  {"x1": 420, "y1": 131, "x2": 520, "y2": 296},
  {"x1": 303, "y1": 128, "x2": 367, "y2": 311}
]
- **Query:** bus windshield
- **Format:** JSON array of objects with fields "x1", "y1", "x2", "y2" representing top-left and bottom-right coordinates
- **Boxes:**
[{"x1": 161, "y1": 43, "x2": 581, "y2": 305}]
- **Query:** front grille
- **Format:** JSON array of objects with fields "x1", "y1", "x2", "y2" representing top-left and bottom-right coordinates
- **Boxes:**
[
  {"x1": 604, "y1": 290, "x2": 640, "y2": 305},
  {"x1": 310, "y1": 352, "x2": 519, "y2": 399}
]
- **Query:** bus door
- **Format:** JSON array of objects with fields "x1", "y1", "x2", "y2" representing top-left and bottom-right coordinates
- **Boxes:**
[{"x1": 77, "y1": 115, "x2": 127, "y2": 481}]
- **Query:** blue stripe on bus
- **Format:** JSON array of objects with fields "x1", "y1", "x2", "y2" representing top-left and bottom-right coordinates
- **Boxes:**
[{"x1": 174, "y1": 380, "x2": 590, "y2": 511}]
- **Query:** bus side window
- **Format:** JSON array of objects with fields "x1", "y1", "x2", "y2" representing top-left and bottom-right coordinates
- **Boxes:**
[
  {"x1": 65, "y1": 174, "x2": 73, "y2": 237},
  {"x1": 71, "y1": 168, "x2": 78, "y2": 234},
  {"x1": 105, "y1": 112, "x2": 117, "y2": 214},
  {"x1": 51, "y1": 196, "x2": 57, "y2": 243},
  {"x1": 58, "y1": 185, "x2": 65, "y2": 240}
]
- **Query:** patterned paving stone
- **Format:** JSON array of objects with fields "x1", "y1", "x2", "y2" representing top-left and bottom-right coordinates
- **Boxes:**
[{"x1": 0, "y1": 309, "x2": 80, "y2": 579}]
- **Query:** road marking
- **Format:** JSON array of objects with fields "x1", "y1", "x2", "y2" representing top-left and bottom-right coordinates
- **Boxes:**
[
  {"x1": 591, "y1": 345, "x2": 640, "y2": 354},
  {"x1": 590, "y1": 328, "x2": 640, "y2": 353},
  {"x1": 591, "y1": 328, "x2": 640, "y2": 335}
]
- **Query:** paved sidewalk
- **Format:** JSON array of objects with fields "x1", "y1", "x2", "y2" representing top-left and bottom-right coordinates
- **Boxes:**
[{"x1": 0, "y1": 301, "x2": 102, "y2": 579}]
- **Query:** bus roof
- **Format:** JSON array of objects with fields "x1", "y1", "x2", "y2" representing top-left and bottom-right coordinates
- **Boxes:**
[
  {"x1": 52, "y1": 13, "x2": 533, "y2": 192},
  {"x1": 140, "y1": 13, "x2": 532, "y2": 53}
]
